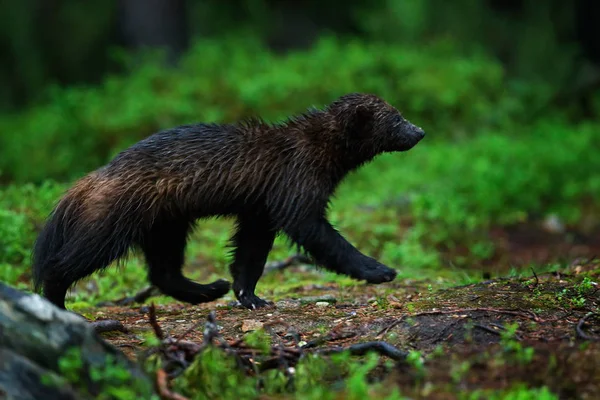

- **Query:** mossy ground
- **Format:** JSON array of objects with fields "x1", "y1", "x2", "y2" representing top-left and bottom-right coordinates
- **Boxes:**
[{"x1": 73, "y1": 223, "x2": 600, "y2": 399}]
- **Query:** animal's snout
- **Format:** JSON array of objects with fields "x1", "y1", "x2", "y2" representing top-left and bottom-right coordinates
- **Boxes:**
[{"x1": 411, "y1": 125, "x2": 425, "y2": 140}]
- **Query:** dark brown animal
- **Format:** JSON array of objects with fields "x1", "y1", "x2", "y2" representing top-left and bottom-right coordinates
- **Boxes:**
[{"x1": 32, "y1": 93, "x2": 425, "y2": 310}]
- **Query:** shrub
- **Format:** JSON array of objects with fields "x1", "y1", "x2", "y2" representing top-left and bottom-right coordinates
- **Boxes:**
[{"x1": 1, "y1": 36, "x2": 520, "y2": 183}]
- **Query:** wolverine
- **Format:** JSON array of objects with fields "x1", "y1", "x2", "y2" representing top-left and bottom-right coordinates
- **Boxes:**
[{"x1": 32, "y1": 93, "x2": 425, "y2": 310}]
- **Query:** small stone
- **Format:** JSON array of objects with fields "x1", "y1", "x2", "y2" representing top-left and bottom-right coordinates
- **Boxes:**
[
  {"x1": 315, "y1": 301, "x2": 331, "y2": 308},
  {"x1": 542, "y1": 214, "x2": 565, "y2": 234},
  {"x1": 175, "y1": 319, "x2": 186, "y2": 323},
  {"x1": 241, "y1": 319, "x2": 264, "y2": 332}
]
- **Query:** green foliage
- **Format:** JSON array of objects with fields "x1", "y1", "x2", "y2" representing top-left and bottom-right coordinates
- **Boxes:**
[
  {"x1": 0, "y1": 181, "x2": 65, "y2": 287},
  {"x1": 171, "y1": 344, "x2": 395, "y2": 400},
  {"x1": 575, "y1": 276, "x2": 596, "y2": 296},
  {"x1": 467, "y1": 384, "x2": 558, "y2": 400},
  {"x1": 1, "y1": 35, "x2": 518, "y2": 183},
  {"x1": 499, "y1": 323, "x2": 535, "y2": 366},
  {"x1": 0, "y1": 35, "x2": 596, "y2": 292},
  {"x1": 405, "y1": 350, "x2": 426, "y2": 380},
  {"x1": 361, "y1": 0, "x2": 579, "y2": 87},
  {"x1": 553, "y1": 276, "x2": 597, "y2": 309},
  {"x1": 331, "y1": 119, "x2": 600, "y2": 272},
  {"x1": 1, "y1": 118, "x2": 598, "y2": 292},
  {"x1": 48, "y1": 347, "x2": 158, "y2": 400},
  {"x1": 243, "y1": 328, "x2": 272, "y2": 353}
]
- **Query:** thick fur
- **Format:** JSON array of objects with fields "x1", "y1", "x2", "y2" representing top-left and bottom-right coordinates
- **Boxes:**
[{"x1": 32, "y1": 93, "x2": 425, "y2": 310}]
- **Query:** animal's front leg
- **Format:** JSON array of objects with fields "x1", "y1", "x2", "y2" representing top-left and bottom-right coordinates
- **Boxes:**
[
  {"x1": 229, "y1": 214, "x2": 277, "y2": 309},
  {"x1": 284, "y1": 216, "x2": 397, "y2": 283}
]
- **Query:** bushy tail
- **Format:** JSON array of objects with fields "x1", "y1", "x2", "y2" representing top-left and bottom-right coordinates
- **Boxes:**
[
  {"x1": 31, "y1": 175, "x2": 133, "y2": 298},
  {"x1": 32, "y1": 194, "x2": 76, "y2": 293}
]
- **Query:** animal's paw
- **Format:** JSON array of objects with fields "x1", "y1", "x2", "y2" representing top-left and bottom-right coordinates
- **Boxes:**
[
  {"x1": 237, "y1": 292, "x2": 274, "y2": 310},
  {"x1": 354, "y1": 259, "x2": 397, "y2": 284},
  {"x1": 207, "y1": 279, "x2": 232, "y2": 297}
]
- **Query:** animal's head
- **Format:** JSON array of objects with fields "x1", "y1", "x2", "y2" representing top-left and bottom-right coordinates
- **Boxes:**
[{"x1": 327, "y1": 93, "x2": 425, "y2": 156}]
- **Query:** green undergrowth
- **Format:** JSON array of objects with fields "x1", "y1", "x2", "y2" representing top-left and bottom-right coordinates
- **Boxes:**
[
  {"x1": 0, "y1": 35, "x2": 551, "y2": 183},
  {"x1": 137, "y1": 331, "x2": 562, "y2": 400},
  {"x1": 1, "y1": 116, "x2": 598, "y2": 305},
  {"x1": 0, "y1": 34, "x2": 598, "y2": 305}
]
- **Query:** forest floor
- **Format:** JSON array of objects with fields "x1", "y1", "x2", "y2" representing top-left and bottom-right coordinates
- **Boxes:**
[{"x1": 86, "y1": 223, "x2": 600, "y2": 399}]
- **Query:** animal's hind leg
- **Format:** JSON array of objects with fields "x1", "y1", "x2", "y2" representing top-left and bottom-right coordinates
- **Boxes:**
[
  {"x1": 229, "y1": 214, "x2": 277, "y2": 309},
  {"x1": 141, "y1": 220, "x2": 230, "y2": 304},
  {"x1": 42, "y1": 278, "x2": 70, "y2": 310}
]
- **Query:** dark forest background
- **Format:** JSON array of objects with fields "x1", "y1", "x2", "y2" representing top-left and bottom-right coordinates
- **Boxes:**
[{"x1": 1, "y1": 0, "x2": 599, "y2": 113}]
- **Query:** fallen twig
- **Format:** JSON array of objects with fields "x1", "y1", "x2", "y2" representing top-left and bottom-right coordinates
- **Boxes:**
[
  {"x1": 263, "y1": 254, "x2": 313, "y2": 274},
  {"x1": 149, "y1": 303, "x2": 165, "y2": 340},
  {"x1": 530, "y1": 267, "x2": 539, "y2": 287},
  {"x1": 301, "y1": 331, "x2": 357, "y2": 349},
  {"x1": 97, "y1": 286, "x2": 160, "y2": 307},
  {"x1": 473, "y1": 323, "x2": 504, "y2": 337},
  {"x1": 317, "y1": 341, "x2": 409, "y2": 361},
  {"x1": 576, "y1": 312, "x2": 599, "y2": 341},
  {"x1": 202, "y1": 310, "x2": 220, "y2": 345},
  {"x1": 156, "y1": 368, "x2": 189, "y2": 400}
]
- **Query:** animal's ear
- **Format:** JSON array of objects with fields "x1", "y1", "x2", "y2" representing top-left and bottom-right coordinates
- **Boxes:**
[{"x1": 347, "y1": 105, "x2": 373, "y2": 137}]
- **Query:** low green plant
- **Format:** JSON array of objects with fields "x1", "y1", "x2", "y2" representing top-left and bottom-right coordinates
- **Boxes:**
[
  {"x1": 169, "y1": 343, "x2": 396, "y2": 400},
  {"x1": 405, "y1": 350, "x2": 426, "y2": 380},
  {"x1": 575, "y1": 276, "x2": 596, "y2": 296},
  {"x1": 0, "y1": 35, "x2": 528, "y2": 184},
  {"x1": 499, "y1": 323, "x2": 534, "y2": 366},
  {"x1": 450, "y1": 360, "x2": 472, "y2": 384},
  {"x1": 47, "y1": 347, "x2": 158, "y2": 400}
]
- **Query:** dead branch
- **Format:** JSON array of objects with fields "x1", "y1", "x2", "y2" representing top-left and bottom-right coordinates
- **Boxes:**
[
  {"x1": 97, "y1": 286, "x2": 160, "y2": 307},
  {"x1": 576, "y1": 312, "x2": 599, "y2": 341},
  {"x1": 316, "y1": 341, "x2": 409, "y2": 361},
  {"x1": 149, "y1": 303, "x2": 165, "y2": 340},
  {"x1": 156, "y1": 369, "x2": 190, "y2": 400},
  {"x1": 530, "y1": 267, "x2": 539, "y2": 287},
  {"x1": 263, "y1": 254, "x2": 313, "y2": 274},
  {"x1": 301, "y1": 331, "x2": 357, "y2": 349},
  {"x1": 473, "y1": 323, "x2": 504, "y2": 337}
]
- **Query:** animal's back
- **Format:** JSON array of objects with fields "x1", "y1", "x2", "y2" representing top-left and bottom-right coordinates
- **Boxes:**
[{"x1": 94, "y1": 121, "x2": 309, "y2": 221}]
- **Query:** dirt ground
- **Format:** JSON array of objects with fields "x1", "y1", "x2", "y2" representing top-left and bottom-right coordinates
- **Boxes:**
[{"x1": 91, "y1": 224, "x2": 600, "y2": 399}]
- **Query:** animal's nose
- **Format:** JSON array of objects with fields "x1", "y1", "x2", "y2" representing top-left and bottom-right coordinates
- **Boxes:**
[{"x1": 415, "y1": 127, "x2": 425, "y2": 139}]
